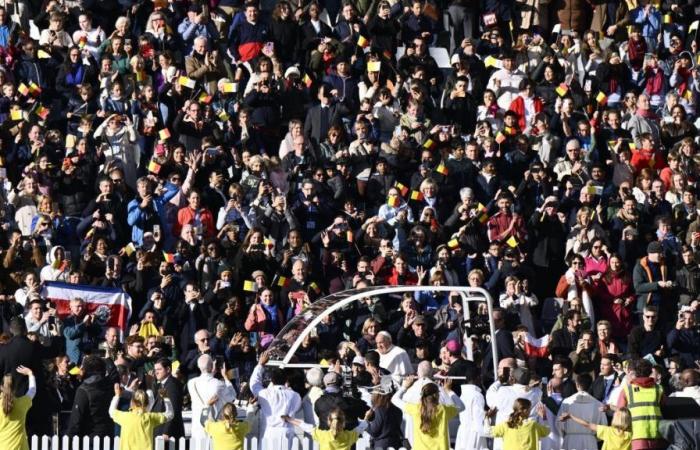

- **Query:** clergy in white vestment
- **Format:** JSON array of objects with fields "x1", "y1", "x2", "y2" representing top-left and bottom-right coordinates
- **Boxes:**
[
  {"x1": 455, "y1": 364, "x2": 487, "y2": 450},
  {"x1": 251, "y1": 351, "x2": 303, "y2": 450},
  {"x1": 187, "y1": 354, "x2": 237, "y2": 450},
  {"x1": 486, "y1": 367, "x2": 543, "y2": 450},
  {"x1": 557, "y1": 374, "x2": 607, "y2": 450},
  {"x1": 376, "y1": 331, "x2": 414, "y2": 381}
]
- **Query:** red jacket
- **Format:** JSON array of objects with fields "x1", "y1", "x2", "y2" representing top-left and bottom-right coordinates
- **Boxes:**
[
  {"x1": 174, "y1": 206, "x2": 215, "y2": 239},
  {"x1": 508, "y1": 95, "x2": 543, "y2": 130}
]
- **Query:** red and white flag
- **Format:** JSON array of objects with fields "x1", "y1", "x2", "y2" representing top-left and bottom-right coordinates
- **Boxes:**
[
  {"x1": 523, "y1": 333, "x2": 550, "y2": 358},
  {"x1": 42, "y1": 282, "x2": 132, "y2": 332}
]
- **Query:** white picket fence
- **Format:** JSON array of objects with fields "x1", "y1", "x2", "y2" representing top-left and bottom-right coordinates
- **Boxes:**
[{"x1": 28, "y1": 435, "x2": 411, "y2": 450}]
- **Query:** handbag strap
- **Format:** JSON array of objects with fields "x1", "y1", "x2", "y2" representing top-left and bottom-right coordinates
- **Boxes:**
[{"x1": 192, "y1": 380, "x2": 205, "y2": 405}]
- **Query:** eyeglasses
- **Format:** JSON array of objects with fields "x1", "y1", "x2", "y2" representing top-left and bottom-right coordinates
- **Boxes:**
[
  {"x1": 111, "y1": 178, "x2": 123, "y2": 183},
  {"x1": 199, "y1": 338, "x2": 209, "y2": 342}
]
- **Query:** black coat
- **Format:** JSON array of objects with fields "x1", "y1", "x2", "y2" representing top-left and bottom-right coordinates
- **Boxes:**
[
  {"x1": 481, "y1": 328, "x2": 515, "y2": 385},
  {"x1": 0, "y1": 335, "x2": 61, "y2": 435},
  {"x1": 66, "y1": 374, "x2": 114, "y2": 437},
  {"x1": 365, "y1": 404, "x2": 404, "y2": 449},
  {"x1": 589, "y1": 373, "x2": 620, "y2": 402},
  {"x1": 153, "y1": 376, "x2": 185, "y2": 438},
  {"x1": 314, "y1": 391, "x2": 369, "y2": 430}
]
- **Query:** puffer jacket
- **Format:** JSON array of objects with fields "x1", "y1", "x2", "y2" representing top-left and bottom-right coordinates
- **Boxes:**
[{"x1": 66, "y1": 374, "x2": 114, "y2": 437}]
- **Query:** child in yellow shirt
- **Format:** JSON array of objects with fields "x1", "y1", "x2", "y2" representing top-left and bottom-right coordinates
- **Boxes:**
[
  {"x1": 283, "y1": 407, "x2": 370, "y2": 450},
  {"x1": 560, "y1": 407, "x2": 632, "y2": 450},
  {"x1": 390, "y1": 376, "x2": 465, "y2": 450},
  {"x1": 489, "y1": 398, "x2": 550, "y2": 450},
  {"x1": 109, "y1": 384, "x2": 174, "y2": 450},
  {"x1": 204, "y1": 401, "x2": 258, "y2": 450},
  {"x1": 0, "y1": 366, "x2": 35, "y2": 450}
]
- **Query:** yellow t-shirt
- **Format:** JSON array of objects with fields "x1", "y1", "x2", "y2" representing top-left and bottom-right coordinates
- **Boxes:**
[
  {"x1": 204, "y1": 420, "x2": 251, "y2": 450},
  {"x1": 491, "y1": 419, "x2": 550, "y2": 450},
  {"x1": 112, "y1": 409, "x2": 167, "y2": 450},
  {"x1": 0, "y1": 396, "x2": 32, "y2": 450},
  {"x1": 597, "y1": 424, "x2": 632, "y2": 450},
  {"x1": 311, "y1": 428, "x2": 360, "y2": 450},
  {"x1": 404, "y1": 403, "x2": 459, "y2": 450}
]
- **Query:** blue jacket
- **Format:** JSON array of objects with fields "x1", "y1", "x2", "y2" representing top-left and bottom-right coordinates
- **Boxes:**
[
  {"x1": 63, "y1": 315, "x2": 102, "y2": 364},
  {"x1": 126, "y1": 184, "x2": 178, "y2": 245}
]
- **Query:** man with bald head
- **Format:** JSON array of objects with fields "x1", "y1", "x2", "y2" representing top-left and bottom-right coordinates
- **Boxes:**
[
  {"x1": 186, "y1": 353, "x2": 236, "y2": 450},
  {"x1": 670, "y1": 369, "x2": 700, "y2": 403}
]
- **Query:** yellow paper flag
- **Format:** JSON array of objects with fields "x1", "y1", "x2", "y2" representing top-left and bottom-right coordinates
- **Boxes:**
[
  {"x1": 367, "y1": 61, "x2": 381, "y2": 72},
  {"x1": 484, "y1": 55, "x2": 500, "y2": 68},
  {"x1": 65, "y1": 134, "x2": 76, "y2": 148},
  {"x1": 506, "y1": 236, "x2": 518, "y2": 248},
  {"x1": 222, "y1": 82, "x2": 237, "y2": 93},
  {"x1": 158, "y1": 129, "x2": 171, "y2": 140},
  {"x1": 10, "y1": 110, "x2": 23, "y2": 121},
  {"x1": 178, "y1": 76, "x2": 196, "y2": 88},
  {"x1": 243, "y1": 280, "x2": 258, "y2": 292},
  {"x1": 37, "y1": 49, "x2": 51, "y2": 59}
]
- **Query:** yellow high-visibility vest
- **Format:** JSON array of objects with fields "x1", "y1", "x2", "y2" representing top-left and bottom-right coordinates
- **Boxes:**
[{"x1": 625, "y1": 383, "x2": 662, "y2": 440}]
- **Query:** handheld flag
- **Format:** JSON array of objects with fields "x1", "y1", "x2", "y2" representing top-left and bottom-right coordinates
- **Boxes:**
[
  {"x1": 506, "y1": 236, "x2": 518, "y2": 248},
  {"x1": 357, "y1": 35, "x2": 370, "y2": 48},
  {"x1": 555, "y1": 83, "x2": 569, "y2": 97},
  {"x1": 222, "y1": 82, "x2": 237, "y2": 93},
  {"x1": 395, "y1": 182, "x2": 409, "y2": 197},
  {"x1": 277, "y1": 276, "x2": 291, "y2": 288},
  {"x1": 178, "y1": 76, "x2": 196, "y2": 89},
  {"x1": 243, "y1": 280, "x2": 258, "y2": 292},
  {"x1": 158, "y1": 129, "x2": 171, "y2": 140},
  {"x1": 410, "y1": 190, "x2": 424, "y2": 201},
  {"x1": 147, "y1": 160, "x2": 161, "y2": 174},
  {"x1": 523, "y1": 333, "x2": 551, "y2": 358}
]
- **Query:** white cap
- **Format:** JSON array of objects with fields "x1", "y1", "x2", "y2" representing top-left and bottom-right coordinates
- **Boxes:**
[{"x1": 284, "y1": 66, "x2": 301, "y2": 78}]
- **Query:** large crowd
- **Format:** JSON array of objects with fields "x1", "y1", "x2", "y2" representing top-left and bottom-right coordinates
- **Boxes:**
[{"x1": 0, "y1": 0, "x2": 699, "y2": 449}]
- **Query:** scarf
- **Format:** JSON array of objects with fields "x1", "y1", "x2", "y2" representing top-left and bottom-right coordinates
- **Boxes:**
[
  {"x1": 261, "y1": 303, "x2": 279, "y2": 332},
  {"x1": 636, "y1": 107, "x2": 657, "y2": 119},
  {"x1": 644, "y1": 68, "x2": 664, "y2": 95},
  {"x1": 677, "y1": 67, "x2": 691, "y2": 96},
  {"x1": 626, "y1": 37, "x2": 647, "y2": 71},
  {"x1": 66, "y1": 63, "x2": 85, "y2": 87}
]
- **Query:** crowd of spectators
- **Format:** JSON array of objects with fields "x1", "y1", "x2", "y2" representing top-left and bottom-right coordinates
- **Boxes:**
[{"x1": 1, "y1": 0, "x2": 700, "y2": 448}]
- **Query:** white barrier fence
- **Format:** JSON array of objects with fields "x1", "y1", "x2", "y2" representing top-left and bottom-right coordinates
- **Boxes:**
[{"x1": 28, "y1": 435, "x2": 412, "y2": 450}]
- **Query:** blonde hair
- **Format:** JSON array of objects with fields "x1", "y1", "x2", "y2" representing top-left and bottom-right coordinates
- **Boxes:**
[
  {"x1": 419, "y1": 383, "x2": 439, "y2": 435},
  {"x1": 222, "y1": 402, "x2": 237, "y2": 432},
  {"x1": 1, "y1": 375, "x2": 14, "y2": 415},
  {"x1": 507, "y1": 398, "x2": 531, "y2": 429},
  {"x1": 328, "y1": 407, "x2": 346, "y2": 439},
  {"x1": 362, "y1": 318, "x2": 378, "y2": 335},
  {"x1": 611, "y1": 408, "x2": 632, "y2": 432},
  {"x1": 131, "y1": 390, "x2": 148, "y2": 411}
]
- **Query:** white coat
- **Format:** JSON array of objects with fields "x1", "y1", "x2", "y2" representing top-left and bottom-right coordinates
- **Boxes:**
[
  {"x1": 557, "y1": 391, "x2": 607, "y2": 450},
  {"x1": 455, "y1": 384, "x2": 487, "y2": 450},
  {"x1": 250, "y1": 364, "x2": 302, "y2": 450},
  {"x1": 486, "y1": 381, "x2": 543, "y2": 450},
  {"x1": 187, "y1": 373, "x2": 237, "y2": 450}
]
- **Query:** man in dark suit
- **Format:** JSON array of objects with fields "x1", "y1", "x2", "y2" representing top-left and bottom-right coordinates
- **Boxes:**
[
  {"x1": 176, "y1": 282, "x2": 211, "y2": 354},
  {"x1": 0, "y1": 318, "x2": 61, "y2": 436},
  {"x1": 588, "y1": 355, "x2": 620, "y2": 404},
  {"x1": 303, "y1": 83, "x2": 348, "y2": 147},
  {"x1": 152, "y1": 358, "x2": 185, "y2": 439},
  {"x1": 481, "y1": 308, "x2": 515, "y2": 386}
]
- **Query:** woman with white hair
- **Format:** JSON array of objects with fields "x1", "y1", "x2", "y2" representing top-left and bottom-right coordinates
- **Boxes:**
[
  {"x1": 187, "y1": 354, "x2": 237, "y2": 450},
  {"x1": 302, "y1": 367, "x2": 324, "y2": 425}
]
